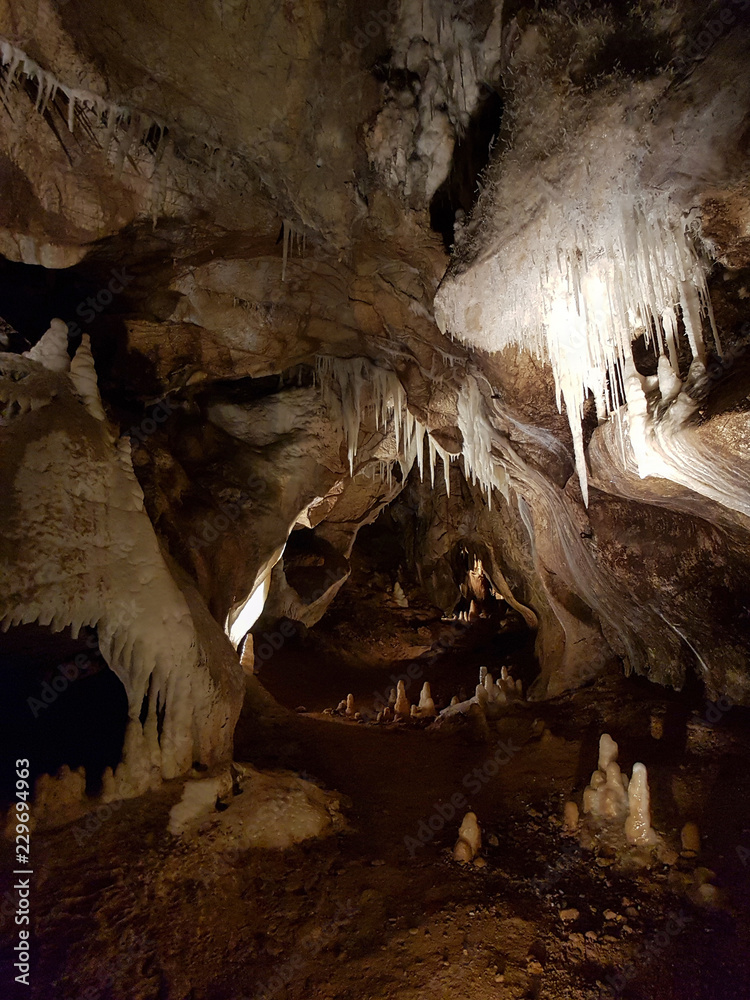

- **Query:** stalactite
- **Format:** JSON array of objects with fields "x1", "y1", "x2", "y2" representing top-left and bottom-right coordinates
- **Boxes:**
[
  {"x1": 436, "y1": 190, "x2": 722, "y2": 505},
  {"x1": 317, "y1": 355, "x2": 469, "y2": 499}
]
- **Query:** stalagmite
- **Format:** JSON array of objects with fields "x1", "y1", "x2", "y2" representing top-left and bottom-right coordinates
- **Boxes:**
[
  {"x1": 441, "y1": 664, "x2": 522, "y2": 720},
  {"x1": 581, "y1": 735, "x2": 660, "y2": 849},
  {"x1": 582, "y1": 770, "x2": 605, "y2": 814},
  {"x1": 624, "y1": 763, "x2": 658, "y2": 847},
  {"x1": 239, "y1": 634, "x2": 255, "y2": 675},
  {"x1": 650, "y1": 709, "x2": 665, "y2": 740},
  {"x1": 475, "y1": 681, "x2": 489, "y2": 709},
  {"x1": 563, "y1": 801, "x2": 579, "y2": 832},
  {"x1": 394, "y1": 680, "x2": 410, "y2": 718},
  {"x1": 598, "y1": 733, "x2": 619, "y2": 772},
  {"x1": 600, "y1": 762, "x2": 630, "y2": 822},
  {"x1": 69, "y1": 335, "x2": 107, "y2": 421},
  {"x1": 453, "y1": 837, "x2": 473, "y2": 863},
  {"x1": 25, "y1": 318, "x2": 70, "y2": 372},
  {"x1": 583, "y1": 734, "x2": 629, "y2": 822},
  {"x1": 453, "y1": 811, "x2": 481, "y2": 862},
  {"x1": 345, "y1": 694, "x2": 356, "y2": 718},
  {"x1": 415, "y1": 681, "x2": 436, "y2": 717},
  {"x1": 393, "y1": 581, "x2": 409, "y2": 608}
]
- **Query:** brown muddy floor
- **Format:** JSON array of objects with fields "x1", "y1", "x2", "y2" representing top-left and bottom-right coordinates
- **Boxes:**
[{"x1": 2, "y1": 607, "x2": 750, "y2": 1000}]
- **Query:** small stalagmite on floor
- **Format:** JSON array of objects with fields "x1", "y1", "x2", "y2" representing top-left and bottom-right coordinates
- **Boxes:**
[
  {"x1": 414, "y1": 681, "x2": 436, "y2": 718},
  {"x1": 624, "y1": 763, "x2": 658, "y2": 847},
  {"x1": 394, "y1": 679, "x2": 411, "y2": 718},
  {"x1": 453, "y1": 811, "x2": 481, "y2": 863},
  {"x1": 579, "y1": 733, "x2": 659, "y2": 848}
]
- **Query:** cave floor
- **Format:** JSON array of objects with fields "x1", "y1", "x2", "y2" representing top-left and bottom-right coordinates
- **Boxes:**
[{"x1": 3, "y1": 669, "x2": 750, "y2": 1000}]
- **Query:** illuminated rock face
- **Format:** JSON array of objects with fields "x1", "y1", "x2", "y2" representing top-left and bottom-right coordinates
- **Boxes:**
[{"x1": 435, "y1": 20, "x2": 749, "y2": 508}]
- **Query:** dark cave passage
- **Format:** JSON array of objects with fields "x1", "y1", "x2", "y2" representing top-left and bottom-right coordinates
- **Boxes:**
[
  {"x1": 0, "y1": 623, "x2": 129, "y2": 801},
  {"x1": 252, "y1": 498, "x2": 538, "y2": 717}
]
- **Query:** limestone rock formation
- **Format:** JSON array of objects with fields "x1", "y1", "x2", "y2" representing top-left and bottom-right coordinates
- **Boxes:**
[{"x1": 1, "y1": 0, "x2": 750, "y2": 813}]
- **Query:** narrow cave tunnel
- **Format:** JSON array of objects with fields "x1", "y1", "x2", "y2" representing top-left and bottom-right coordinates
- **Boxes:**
[{"x1": 2, "y1": 2, "x2": 750, "y2": 1000}]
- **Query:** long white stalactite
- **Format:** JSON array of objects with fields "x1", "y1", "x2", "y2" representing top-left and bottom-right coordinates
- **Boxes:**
[
  {"x1": 435, "y1": 189, "x2": 721, "y2": 506},
  {"x1": 316, "y1": 357, "x2": 515, "y2": 505},
  {"x1": 316, "y1": 356, "x2": 454, "y2": 493}
]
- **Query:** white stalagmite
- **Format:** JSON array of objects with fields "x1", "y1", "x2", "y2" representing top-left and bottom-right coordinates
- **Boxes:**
[
  {"x1": 681, "y1": 821, "x2": 700, "y2": 853},
  {"x1": 345, "y1": 693, "x2": 356, "y2": 718},
  {"x1": 441, "y1": 664, "x2": 520, "y2": 719},
  {"x1": 25, "y1": 318, "x2": 70, "y2": 372},
  {"x1": 598, "y1": 733, "x2": 619, "y2": 772},
  {"x1": 583, "y1": 734, "x2": 629, "y2": 822},
  {"x1": 417, "y1": 682, "x2": 436, "y2": 717},
  {"x1": 69, "y1": 335, "x2": 107, "y2": 421},
  {"x1": 394, "y1": 679, "x2": 410, "y2": 718},
  {"x1": 454, "y1": 811, "x2": 481, "y2": 862},
  {"x1": 580, "y1": 734, "x2": 660, "y2": 848},
  {"x1": 624, "y1": 763, "x2": 658, "y2": 846},
  {"x1": 563, "y1": 801, "x2": 579, "y2": 832}
]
